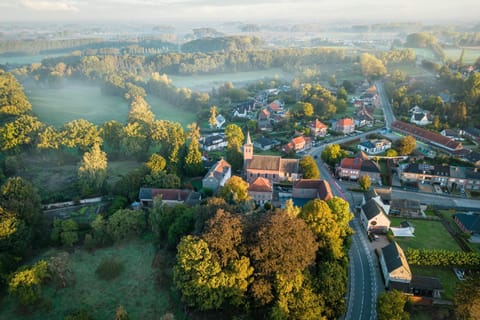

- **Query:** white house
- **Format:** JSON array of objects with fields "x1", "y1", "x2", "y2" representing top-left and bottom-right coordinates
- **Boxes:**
[
  {"x1": 202, "y1": 158, "x2": 231, "y2": 193},
  {"x1": 357, "y1": 139, "x2": 392, "y2": 155}
]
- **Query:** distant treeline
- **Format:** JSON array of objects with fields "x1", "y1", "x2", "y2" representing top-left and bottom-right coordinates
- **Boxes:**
[
  {"x1": 181, "y1": 36, "x2": 263, "y2": 53},
  {"x1": 0, "y1": 38, "x2": 177, "y2": 56}
]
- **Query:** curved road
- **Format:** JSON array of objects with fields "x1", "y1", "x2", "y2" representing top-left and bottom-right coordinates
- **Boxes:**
[{"x1": 314, "y1": 153, "x2": 381, "y2": 320}]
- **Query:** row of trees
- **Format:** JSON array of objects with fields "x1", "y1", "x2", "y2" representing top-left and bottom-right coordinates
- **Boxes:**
[{"x1": 406, "y1": 248, "x2": 480, "y2": 267}]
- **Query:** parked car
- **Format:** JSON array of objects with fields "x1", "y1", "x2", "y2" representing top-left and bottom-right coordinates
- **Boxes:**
[{"x1": 453, "y1": 268, "x2": 465, "y2": 281}]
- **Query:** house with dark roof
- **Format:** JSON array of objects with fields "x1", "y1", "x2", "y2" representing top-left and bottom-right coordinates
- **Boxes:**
[
  {"x1": 410, "y1": 108, "x2": 432, "y2": 126},
  {"x1": 360, "y1": 198, "x2": 391, "y2": 233},
  {"x1": 461, "y1": 150, "x2": 480, "y2": 167},
  {"x1": 441, "y1": 129, "x2": 463, "y2": 141},
  {"x1": 399, "y1": 163, "x2": 480, "y2": 191},
  {"x1": 453, "y1": 213, "x2": 480, "y2": 236},
  {"x1": 202, "y1": 158, "x2": 231, "y2": 193},
  {"x1": 248, "y1": 177, "x2": 273, "y2": 205},
  {"x1": 200, "y1": 134, "x2": 228, "y2": 151},
  {"x1": 392, "y1": 120, "x2": 463, "y2": 154},
  {"x1": 389, "y1": 199, "x2": 422, "y2": 217},
  {"x1": 138, "y1": 188, "x2": 201, "y2": 207},
  {"x1": 336, "y1": 156, "x2": 381, "y2": 184},
  {"x1": 354, "y1": 106, "x2": 375, "y2": 127},
  {"x1": 243, "y1": 132, "x2": 300, "y2": 184},
  {"x1": 379, "y1": 242, "x2": 412, "y2": 289},
  {"x1": 292, "y1": 179, "x2": 333, "y2": 203},
  {"x1": 308, "y1": 119, "x2": 328, "y2": 137},
  {"x1": 334, "y1": 117, "x2": 355, "y2": 134},
  {"x1": 253, "y1": 137, "x2": 279, "y2": 151},
  {"x1": 358, "y1": 139, "x2": 392, "y2": 155},
  {"x1": 363, "y1": 188, "x2": 392, "y2": 205},
  {"x1": 460, "y1": 127, "x2": 480, "y2": 142}
]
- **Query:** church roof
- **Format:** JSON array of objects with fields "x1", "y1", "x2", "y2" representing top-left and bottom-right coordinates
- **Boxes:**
[{"x1": 248, "y1": 155, "x2": 282, "y2": 171}]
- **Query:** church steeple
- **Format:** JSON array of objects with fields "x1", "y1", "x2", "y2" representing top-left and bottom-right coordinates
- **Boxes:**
[{"x1": 243, "y1": 131, "x2": 253, "y2": 162}]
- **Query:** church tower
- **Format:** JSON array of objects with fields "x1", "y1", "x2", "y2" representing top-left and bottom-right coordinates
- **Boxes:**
[{"x1": 243, "y1": 131, "x2": 253, "y2": 164}]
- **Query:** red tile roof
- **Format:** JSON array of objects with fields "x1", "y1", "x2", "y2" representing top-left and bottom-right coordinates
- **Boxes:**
[
  {"x1": 249, "y1": 177, "x2": 273, "y2": 192},
  {"x1": 392, "y1": 121, "x2": 463, "y2": 152},
  {"x1": 338, "y1": 117, "x2": 354, "y2": 126},
  {"x1": 339, "y1": 157, "x2": 363, "y2": 170},
  {"x1": 293, "y1": 179, "x2": 333, "y2": 200},
  {"x1": 309, "y1": 119, "x2": 327, "y2": 129}
]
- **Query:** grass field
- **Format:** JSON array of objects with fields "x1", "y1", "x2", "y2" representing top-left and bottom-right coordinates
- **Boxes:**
[
  {"x1": 0, "y1": 238, "x2": 180, "y2": 320},
  {"x1": 146, "y1": 95, "x2": 196, "y2": 127},
  {"x1": 25, "y1": 83, "x2": 129, "y2": 127},
  {"x1": 443, "y1": 47, "x2": 480, "y2": 64},
  {"x1": 390, "y1": 217, "x2": 461, "y2": 251},
  {"x1": 170, "y1": 68, "x2": 292, "y2": 91}
]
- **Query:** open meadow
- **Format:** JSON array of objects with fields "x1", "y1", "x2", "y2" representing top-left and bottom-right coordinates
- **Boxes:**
[
  {"x1": 24, "y1": 83, "x2": 130, "y2": 127},
  {"x1": 170, "y1": 68, "x2": 292, "y2": 91},
  {"x1": 443, "y1": 47, "x2": 480, "y2": 64},
  {"x1": 0, "y1": 238, "x2": 180, "y2": 320}
]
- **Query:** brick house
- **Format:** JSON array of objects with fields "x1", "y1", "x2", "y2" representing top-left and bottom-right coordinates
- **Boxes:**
[
  {"x1": 334, "y1": 117, "x2": 355, "y2": 134},
  {"x1": 292, "y1": 179, "x2": 333, "y2": 201},
  {"x1": 248, "y1": 177, "x2": 273, "y2": 205},
  {"x1": 336, "y1": 155, "x2": 381, "y2": 184},
  {"x1": 282, "y1": 135, "x2": 313, "y2": 153},
  {"x1": 308, "y1": 119, "x2": 328, "y2": 137}
]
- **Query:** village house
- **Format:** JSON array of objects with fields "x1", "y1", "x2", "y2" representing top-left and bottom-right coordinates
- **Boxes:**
[
  {"x1": 399, "y1": 163, "x2": 480, "y2": 191},
  {"x1": 357, "y1": 139, "x2": 392, "y2": 155},
  {"x1": 210, "y1": 114, "x2": 226, "y2": 129},
  {"x1": 391, "y1": 120, "x2": 464, "y2": 154},
  {"x1": 291, "y1": 179, "x2": 333, "y2": 206},
  {"x1": 232, "y1": 100, "x2": 255, "y2": 118},
  {"x1": 248, "y1": 177, "x2": 273, "y2": 205},
  {"x1": 334, "y1": 117, "x2": 355, "y2": 135},
  {"x1": 200, "y1": 134, "x2": 228, "y2": 151},
  {"x1": 460, "y1": 127, "x2": 480, "y2": 143},
  {"x1": 258, "y1": 108, "x2": 271, "y2": 121},
  {"x1": 253, "y1": 137, "x2": 279, "y2": 151},
  {"x1": 202, "y1": 158, "x2": 231, "y2": 193},
  {"x1": 243, "y1": 132, "x2": 300, "y2": 184},
  {"x1": 354, "y1": 106, "x2": 375, "y2": 127},
  {"x1": 453, "y1": 213, "x2": 480, "y2": 237},
  {"x1": 268, "y1": 99, "x2": 285, "y2": 114},
  {"x1": 440, "y1": 129, "x2": 463, "y2": 141},
  {"x1": 379, "y1": 242, "x2": 412, "y2": 290},
  {"x1": 360, "y1": 198, "x2": 391, "y2": 234},
  {"x1": 409, "y1": 106, "x2": 431, "y2": 126},
  {"x1": 336, "y1": 152, "x2": 381, "y2": 184},
  {"x1": 282, "y1": 135, "x2": 313, "y2": 154},
  {"x1": 138, "y1": 188, "x2": 201, "y2": 207},
  {"x1": 308, "y1": 119, "x2": 328, "y2": 137}
]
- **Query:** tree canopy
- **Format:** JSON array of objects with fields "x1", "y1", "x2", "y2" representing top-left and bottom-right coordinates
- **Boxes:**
[{"x1": 299, "y1": 155, "x2": 320, "y2": 179}]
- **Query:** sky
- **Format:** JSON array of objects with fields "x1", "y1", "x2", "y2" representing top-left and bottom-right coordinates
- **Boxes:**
[{"x1": 0, "y1": 0, "x2": 479, "y2": 24}]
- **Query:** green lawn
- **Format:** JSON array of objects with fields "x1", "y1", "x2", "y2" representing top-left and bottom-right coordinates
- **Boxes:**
[
  {"x1": 0, "y1": 239, "x2": 180, "y2": 320},
  {"x1": 390, "y1": 217, "x2": 461, "y2": 251},
  {"x1": 443, "y1": 47, "x2": 480, "y2": 64},
  {"x1": 146, "y1": 95, "x2": 196, "y2": 127},
  {"x1": 25, "y1": 83, "x2": 129, "y2": 127}
]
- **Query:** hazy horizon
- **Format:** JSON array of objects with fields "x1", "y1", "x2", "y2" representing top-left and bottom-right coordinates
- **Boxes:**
[{"x1": 1, "y1": 0, "x2": 479, "y2": 24}]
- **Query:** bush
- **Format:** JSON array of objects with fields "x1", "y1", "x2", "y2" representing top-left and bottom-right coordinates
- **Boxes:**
[{"x1": 95, "y1": 257, "x2": 124, "y2": 281}]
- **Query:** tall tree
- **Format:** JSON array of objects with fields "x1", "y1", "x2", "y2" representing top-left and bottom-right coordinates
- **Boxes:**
[
  {"x1": 377, "y1": 290, "x2": 410, "y2": 320},
  {"x1": 300, "y1": 155, "x2": 320, "y2": 179},
  {"x1": 395, "y1": 135, "x2": 416, "y2": 155},
  {"x1": 145, "y1": 153, "x2": 166, "y2": 174},
  {"x1": 359, "y1": 175, "x2": 371, "y2": 191},
  {"x1": 321, "y1": 144, "x2": 347, "y2": 167},
  {"x1": 360, "y1": 53, "x2": 387, "y2": 78},
  {"x1": 184, "y1": 122, "x2": 204, "y2": 176},
  {"x1": 61, "y1": 119, "x2": 102, "y2": 151},
  {"x1": 220, "y1": 176, "x2": 250, "y2": 203},
  {"x1": 78, "y1": 143, "x2": 108, "y2": 196},
  {"x1": 209, "y1": 105, "x2": 218, "y2": 128}
]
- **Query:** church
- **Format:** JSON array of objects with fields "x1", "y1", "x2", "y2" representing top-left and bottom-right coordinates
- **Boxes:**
[{"x1": 243, "y1": 132, "x2": 301, "y2": 184}]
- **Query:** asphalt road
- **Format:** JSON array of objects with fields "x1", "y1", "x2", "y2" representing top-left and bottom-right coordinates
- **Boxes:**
[
  {"x1": 315, "y1": 153, "x2": 380, "y2": 320},
  {"x1": 375, "y1": 81, "x2": 396, "y2": 128}
]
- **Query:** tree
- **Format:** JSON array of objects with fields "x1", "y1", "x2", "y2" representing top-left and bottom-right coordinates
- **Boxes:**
[
  {"x1": 61, "y1": 119, "x2": 102, "y2": 151},
  {"x1": 454, "y1": 271, "x2": 480, "y2": 320},
  {"x1": 91, "y1": 214, "x2": 109, "y2": 245},
  {"x1": 1, "y1": 176, "x2": 42, "y2": 230},
  {"x1": 100, "y1": 120, "x2": 124, "y2": 150},
  {"x1": 299, "y1": 199, "x2": 343, "y2": 259},
  {"x1": 377, "y1": 290, "x2": 410, "y2": 320},
  {"x1": 395, "y1": 135, "x2": 416, "y2": 155},
  {"x1": 360, "y1": 53, "x2": 387, "y2": 78},
  {"x1": 294, "y1": 102, "x2": 314, "y2": 117},
  {"x1": 220, "y1": 176, "x2": 250, "y2": 203},
  {"x1": 184, "y1": 122, "x2": 204, "y2": 176},
  {"x1": 326, "y1": 197, "x2": 353, "y2": 239},
  {"x1": 47, "y1": 252, "x2": 74, "y2": 289},
  {"x1": 51, "y1": 218, "x2": 79, "y2": 247},
  {"x1": 225, "y1": 124, "x2": 244, "y2": 149},
  {"x1": 8, "y1": 260, "x2": 48, "y2": 306},
  {"x1": 386, "y1": 149, "x2": 398, "y2": 157},
  {"x1": 249, "y1": 211, "x2": 318, "y2": 278},
  {"x1": 209, "y1": 105, "x2": 218, "y2": 128},
  {"x1": 145, "y1": 153, "x2": 166, "y2": 174},
  {"x1": 359, "y1": 175, "x2": 371, "y2": 191},
  {"x1": 78, "y1": 143, "x2": 108, "y2": 196},
  {"x1": 299, "y1": 155, "x2": 320, "y2": 179},
  {"x1": 0, "y1": 115, "x2": 43, "y2": 151},
  {"x1": 321, "y1": 144, "x2": 347, "y2": 167},
  {"x1": 202, "y1": 209, "x2": 243, "y2": 267},
  {"x1": 115, "y1": 305, "x2": 130, "y2": 320},
  {"x1": 107, "y1": 209, "x2": 146, "y2": 242}
]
